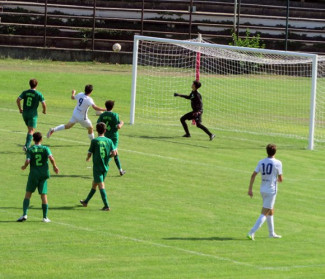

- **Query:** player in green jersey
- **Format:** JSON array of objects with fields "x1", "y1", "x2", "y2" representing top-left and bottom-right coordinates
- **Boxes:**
[
  {"x1": 97, "y1": 100, "x2": 125, "y2": 176},
  {"x1": 80, "y1": 122, "x2": 117, "y2": 211},
  {"x1": 17, "y1": 132, "x2": 59, "y2": 223},
  {"x1": 16, "y1": 79, "x2": 47, "y2": 152}
]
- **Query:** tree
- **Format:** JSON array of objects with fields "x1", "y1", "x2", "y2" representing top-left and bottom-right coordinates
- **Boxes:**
[{"x1": 230, "y1": 29, "x2": 265, "y2": 49}]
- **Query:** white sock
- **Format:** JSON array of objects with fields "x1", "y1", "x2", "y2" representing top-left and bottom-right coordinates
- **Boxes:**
[
  {"x1": 54, "y1": 124, "x2": 65, "y2": 132},
  {"x1": 250, "y1": 214, "x2": 266, "y2": 234},
  {"x1": 88, "y1": 133, "x2": 94, "y2": 140},
  {"x1": 267, "y1": 215, "x2": 274, "y2": 236}
]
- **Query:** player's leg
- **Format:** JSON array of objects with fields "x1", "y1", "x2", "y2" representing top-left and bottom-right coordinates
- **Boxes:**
[
  {"x1": 47, "y1": 115, "x2": 77, "y2": 138},
  {"x1": 112, "y1": 139, "x2": 125, "y2": 176},
  {"x1": 180, "y1": 112, "x2": 192, "y2": 137},
  {"x1": 247, "y1": 193, "x2": 269, "y2": 239},
  {"x1": 79, "y1": 118, "x2": 94, "y2": 140},
  {"x1": 23, "y1": 116, "x2": 36, "y2": 150},
  {"x1": 80, "y1": 179, "x2": 98, "y2": 207},
  {"x1": 264, "y1": 194, "x2": 281, "y2": 238},
  {"x1": 17, "y1": 191, "x2": 32, "y2": 222},
  {"x1": 25, "y1": 126, "x2": 35, "y2": 150},
  {"x1": 195, "y1": 114, "x2": 215, "y2": 140},
  {"x1": 38, "y1": 179, "x2": 50, "y2": 222},
  {"x1": 87, "y1": 126, "x2": 94, "y2": 140},
  {"x1": 98, "y1": 181, "x2": 110, "y2": 211}
]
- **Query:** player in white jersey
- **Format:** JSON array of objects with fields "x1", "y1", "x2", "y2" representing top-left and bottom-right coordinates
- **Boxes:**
[
  {"x1": 247, "y1": 143, "x2": 283, "y2": 240},
  {"x1": 47, "y1": 85, "x2": 105, "y2": 140}
]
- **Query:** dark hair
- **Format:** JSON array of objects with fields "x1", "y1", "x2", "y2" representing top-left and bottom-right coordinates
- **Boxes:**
[
  {"x1": 96, "y1": 122, "x2": 106, "y2": 134},
  {"x1": 85, "y1": 84, "x2": 93, "y2": 95},
  {"x1": 266, "y1": 144, "x2": 277, "y2": 156},
  {"x1": 33, "y1": 132, "x2": 42, "y2": 143},
  {"x1": 193, "y1": 80, "x2": 201, "y2": 89},
  {"x1": 105, "y1": 100, "x2": 115, "y2": 111},
  {"x1": 29, "y1": 79, "x2": 38, "y2": 89}
]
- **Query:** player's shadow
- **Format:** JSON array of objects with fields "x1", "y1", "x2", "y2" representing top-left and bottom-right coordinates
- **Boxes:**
[
  {"x1": 128, "y1": 135, "x2": 209, "y2": 149},
  {"x1": 52, "y1": 174, "x2": 91, "y2": 180},
  {"x1": 163, "y1": 237, "x2": 234, "y2": 241}
]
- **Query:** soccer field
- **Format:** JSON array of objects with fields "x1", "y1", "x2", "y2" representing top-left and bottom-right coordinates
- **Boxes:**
[{"x1": 0, "y1": 59, "x2": 325, "y2": 279}]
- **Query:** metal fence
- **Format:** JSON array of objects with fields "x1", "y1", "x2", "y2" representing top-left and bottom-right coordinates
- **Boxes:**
[{"x1": 0, "y1": 0, "x2": 325, "y2": 56}]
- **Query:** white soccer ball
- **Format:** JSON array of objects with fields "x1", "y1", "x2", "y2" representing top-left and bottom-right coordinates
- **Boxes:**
[{"x1": 112, "y1": 43, "x2": 121, "y2": 52}]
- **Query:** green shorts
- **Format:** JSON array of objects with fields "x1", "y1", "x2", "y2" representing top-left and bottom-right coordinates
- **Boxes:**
[
  {"x1": 23, "y1": 115, "x2": 38, "y2": 128},
  {"x1": 110, "y1": 137, "x2": 118, "y2": 148},
  {"x1": 93, "y1": 168, "x2": 108, "y2": 183},
  {"x1": 26, "y1": 174, "x2": 48, "y2": 194}
]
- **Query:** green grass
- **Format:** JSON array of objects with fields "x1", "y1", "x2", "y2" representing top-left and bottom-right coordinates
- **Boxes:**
[{"x1": 0, "y1": 59, "x2": 325, "y2": 278}]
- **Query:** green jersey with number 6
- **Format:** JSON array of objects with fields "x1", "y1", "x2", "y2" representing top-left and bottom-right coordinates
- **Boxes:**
[
  {"x1": 89, "y1": 136, "x2": 116, "y2": 173},
  {"x1": 19, "y1": 89, "x2": 45, "y2": 118},
  {"x1": 97, "y1": 111, "x2": 120, "y2": 144},
  {"x1": 26, "y1": 145, "x2": 52, "y2": 179}
]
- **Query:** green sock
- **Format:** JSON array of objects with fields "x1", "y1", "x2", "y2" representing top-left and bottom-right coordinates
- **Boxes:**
[
  {"x1": 23, "y1": 198, "x2": 30, "y2": 216},
  {"x1": 25, "y1": 133, "x2": 33, "y2": 148},
  {"x1": 85, "y1": 188, "x2": 96, "y2": 203},
  {"x1": 114, "y1": 155, "x2": 122, "y2": 170},
  {"x1": 100, "y1": 189, "x2": 109, "y2": 208},
  {"x1": 42, "y1": 204, "x2": 48, "y2": 218}
]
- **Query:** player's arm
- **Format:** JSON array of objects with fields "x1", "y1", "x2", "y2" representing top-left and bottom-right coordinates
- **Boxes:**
[
  {"x1": 248, "y1": 171, "x2": 258, "y2": 198},
  {"x1": 16, "y1": 97, "x2": 23, "y2": 113},
  {"x1": 49, "y1": 155, "x2": 59, "y2": 174},
  {"x1": 21, "y1": 159, "x2": 30, "y2": 170},
  {"x1": 110, "y1": 149, "x2": 117, "y2": 157},
  {"x1": 86, "y1": 152, "x2": 92, "y2": 161},
  {"x1": 117, "y1": 120, "x2": 124, "y2": 129},
  {"x1": 174, "y1": 93, "x2": 190, "y2": 99},
  {"x1": 92, "y1": 104, "x2": 106, "y2": 112},
  {"x1": 278, "y1": 174, "x2": 283, "y2": 182},
  {"x1": 41, "y1": 101, "x2": 46, "y2": 114},
  {"x1": 71, "y1": 89, "x2": 77, "y2": 100}
]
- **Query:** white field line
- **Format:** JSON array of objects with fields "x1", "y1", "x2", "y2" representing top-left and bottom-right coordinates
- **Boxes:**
[
  {"x1": 2, "y1": 128, "x2": 325, "y2": 182},
  {"x1": 1, "y1": 126, "x2": 325, "y2": 271},
  {"x1": 1, "y1": 209, "x2": 324, "y2": 272}
]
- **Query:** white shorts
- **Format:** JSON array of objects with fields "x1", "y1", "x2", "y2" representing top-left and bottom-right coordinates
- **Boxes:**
[
  {"x1": 261, "y1": 192, "x2": 277, "y2": 209},
  {"x1": 69, "y1": 114, "x2": 92, "y2": 128}
]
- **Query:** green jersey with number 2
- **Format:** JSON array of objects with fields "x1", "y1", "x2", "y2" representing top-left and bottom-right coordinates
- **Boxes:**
[
  {"x1": 26, "y1": 145, "x2": 52, "y2": 179},
  {"x1": 97, "y1": 111, "x2": 120, "y2": 142}
]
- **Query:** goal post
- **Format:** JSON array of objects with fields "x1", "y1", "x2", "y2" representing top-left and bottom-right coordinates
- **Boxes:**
[{"x1": 130, "y1": 35, "x2": 324, "y2": 150}]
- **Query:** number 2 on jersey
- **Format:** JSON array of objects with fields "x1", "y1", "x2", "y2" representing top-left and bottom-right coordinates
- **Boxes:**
[{"x1": 35, "y1": 154, "x2": 43, "y2": 166}]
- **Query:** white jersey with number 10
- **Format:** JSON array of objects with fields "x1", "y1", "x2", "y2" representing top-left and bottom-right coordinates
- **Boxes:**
[{"x1": 255, "y1": 157, "x2": 282, "y2": 194}]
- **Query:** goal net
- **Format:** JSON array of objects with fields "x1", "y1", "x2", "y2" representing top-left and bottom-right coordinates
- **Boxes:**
[{"x1": 130, "y1": 35, "x2": 325, "y2": 150}]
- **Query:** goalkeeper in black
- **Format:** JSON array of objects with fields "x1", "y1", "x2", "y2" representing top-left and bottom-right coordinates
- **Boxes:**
[{"x1": 174, "y1": 80, "x2": 215, "y2": 140}]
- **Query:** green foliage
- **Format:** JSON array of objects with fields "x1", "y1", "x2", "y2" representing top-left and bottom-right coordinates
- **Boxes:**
[{"x1": 230, "y1": 29, "x2": 265, "y2": 49}]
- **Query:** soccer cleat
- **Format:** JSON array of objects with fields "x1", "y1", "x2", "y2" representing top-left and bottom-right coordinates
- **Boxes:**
[
  {"x1": 119, "y1": 170, "x2": 126, "y2": 176},
  {"x1": 17, "y1": 215, "x2": 27, "y2": 222},
  {"x1": 47, "y1": 128, "x2": 54, "y2": 138},
  {"x1": 269, "y1": 233, "x2": 282, "y2": 239},
  {"x1": 182, "y1": 134, "x2": 191, "y2": 138},
  {"x1": 210, "y1": 134, "x2": 216, "y2": 141},
  {"x1": 42, "y1": 217, "x2": 51, "y2": 223},
  {"x1": 102, "y1": 206, "x2": 110, "y2": 211},
  {"x1": 246, "y1": 233, "x2": 255, "y2": 241},
  {"x1": 80, "y1": 200, "x2": 88, "y2": 207}
]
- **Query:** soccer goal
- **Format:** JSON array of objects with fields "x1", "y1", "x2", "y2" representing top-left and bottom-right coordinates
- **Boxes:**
[{"x1": 130, "y1": 35, "x2": 325, "y2": 150}]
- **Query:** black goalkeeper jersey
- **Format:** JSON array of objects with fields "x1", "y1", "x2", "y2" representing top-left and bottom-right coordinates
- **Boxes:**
[{"x1": 185, "y1": 90, "x2": 203, "y2": 112}]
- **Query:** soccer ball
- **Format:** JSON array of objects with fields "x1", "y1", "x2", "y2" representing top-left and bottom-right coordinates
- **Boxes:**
[{"x1": 112, "y1": 43, "x2": 121, "y2": 52}]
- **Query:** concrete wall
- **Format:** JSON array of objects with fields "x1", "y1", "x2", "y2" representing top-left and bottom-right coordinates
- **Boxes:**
[{"x1": 0, "y1": 45, "x2": 133, "y2": 63}]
